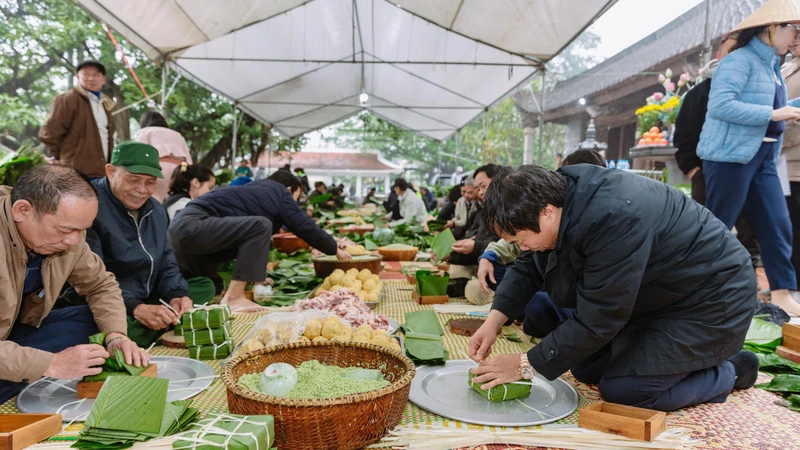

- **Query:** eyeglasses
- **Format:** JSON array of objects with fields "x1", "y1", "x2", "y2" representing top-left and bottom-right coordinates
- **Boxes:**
[{"x1": 788, "y1": 24, "x2": 800, "y2": 39}]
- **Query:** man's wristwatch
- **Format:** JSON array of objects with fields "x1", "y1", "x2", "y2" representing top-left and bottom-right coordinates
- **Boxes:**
[{"x1": 519, "y1": 353, "x2": 535, "y2": 380}]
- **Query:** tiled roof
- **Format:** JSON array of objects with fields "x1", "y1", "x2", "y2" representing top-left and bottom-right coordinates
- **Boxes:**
[
  {"x1": 257, "y1": 151, "x2": 399, "y2": 172},
  {"x1": 541, "y1": 0, "x2": 764, "y2": 111}
]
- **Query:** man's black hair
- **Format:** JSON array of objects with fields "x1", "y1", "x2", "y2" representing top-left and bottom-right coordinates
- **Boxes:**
[
  {"x1": 393, "y1": 178, "x2": 409, "y2": 191},
  {"x1": 12, "y1": 165, "x2": 98, "y2": 216},
  {"x1": 561, "y1": 149, "x2": 607, "y2": 168},
  {"x1": 268, "y1": 169, "x2": 301, "y2": 192},
  {"x1": 482, "y1": 165, "x2": 566, "y2": 235},
  {"x1": 473, "y1": 163, "x2": 502, "y2": 180}
]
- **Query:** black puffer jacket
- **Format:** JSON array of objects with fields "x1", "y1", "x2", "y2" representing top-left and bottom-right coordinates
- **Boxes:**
[
  {"x1": 493, "y1": 165, "x2": 756, "y2": 380},
  {"x1": 189, "y1": 180, "x2": 337, "y2": 255},
  {"x1": 86, "y1": 178, "x2": 188, "y2": 315}
]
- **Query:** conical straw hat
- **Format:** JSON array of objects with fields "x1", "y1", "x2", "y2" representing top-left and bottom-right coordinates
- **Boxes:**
[{"x1": 732, "y1": 0, "x2": 800, "y2": 32}]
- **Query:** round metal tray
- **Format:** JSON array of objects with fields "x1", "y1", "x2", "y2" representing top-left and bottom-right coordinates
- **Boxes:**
[
  {"x1": 16, "y1": 356, "x2": 215, "y2": 422},
  {"x1": 410, "y1": 360, "x2": 579, "y2": 427}
]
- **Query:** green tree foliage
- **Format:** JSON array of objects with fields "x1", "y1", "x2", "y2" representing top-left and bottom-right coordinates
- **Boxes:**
[{"x1": 0, "y1": 0, "x2": 304, "y2": 168}]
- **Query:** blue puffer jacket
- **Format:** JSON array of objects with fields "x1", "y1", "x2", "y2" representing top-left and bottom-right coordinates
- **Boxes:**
[
  {"x1": 87, "y1": 178, "x2": 188, "y2": 315},
  {"x1": 697, "y1": 37, "x2": 800, "y2": 164},
  {"x1": 189, "y1": 180, "x2": 338, "y2": 255}
]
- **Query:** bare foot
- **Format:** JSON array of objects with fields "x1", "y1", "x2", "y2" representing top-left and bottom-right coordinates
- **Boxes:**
[
  {"x1": 771, "y1": 290, "x2": 800, "y2": 316},
  {"x1": 220, "y1": 294, "x2": 268, "y2": 313}
]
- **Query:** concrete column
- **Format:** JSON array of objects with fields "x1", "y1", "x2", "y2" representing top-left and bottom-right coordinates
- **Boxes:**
[
  {"x1": 523, "y1": 127, "x2": 536, "y2": 164},
  {"x1": 385, "y1": 175, "x2": 391, "y2": 194},
  {"x1": 356, "y1": 175, "x2": 363, "y2": 198},
  {"x1": 564, "y1": 114, "x2": 588, "y2": 155}
]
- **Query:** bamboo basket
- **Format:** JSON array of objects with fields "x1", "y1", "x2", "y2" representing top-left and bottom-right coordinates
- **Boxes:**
[
  {"x1": 312, "y1": 255, "x2": 383, "y2": 278},
  {"x1": 337, "y1": 224, "x2": 376, "y2": 236},
  {"x1": 378, "y1": 246, "x2": 418, "y2": 261},
  {"x1": 222, "y1": 341, "x2": 415, "y2": 450},
  {"x1": 271, "y1": 233, "x2": 310, "y2": 254}
]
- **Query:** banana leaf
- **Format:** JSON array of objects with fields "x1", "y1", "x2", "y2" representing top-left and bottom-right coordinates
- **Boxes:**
[
  {"x1": 756, "y1": 374, "x2": 800, "y2": 393},
  {"x1": 186, "y1": 322, "x2": 232, "y2": 346},
  {"x1": 758, "y1": 353, "x2": 800, "y2": 375},
  {"x1": 173, "y1": 413, "x2": 275, "y2": 450},
  {"x1": 181, "y1": 306, "x2": 232, "y2": 331},
  {"x1": 744, "y1": 318, "x2": 782, "y2": 354},
  {"x1": 85, "y1": 376, "x2": 169, "y2": 434},
  {"x1": 430, "y1": 228, "x2": 455, "y2": 261},
  {"x1": 364, "y1": 238, "x2": 378, "y2": 251},
  {"x1": 468, "y1": 370, "x2": 531, "y2": 402},
  {"x1": 416, "y1": 270, "x2": 449, "y2": 296},
  {"x1": 76, "y1": 399, "x2": 198, "y2": 449},
  {"x1": 83, "y1": 333, "x2": 149, "y2": 382},
  {"x1": 427, "y1": 220, "x2": 447, "y2": 233},
  {"x1": 402, "y1": 310, "x2": 443, "y2": 335},
  {"x1": 404, "y1": 332, "x2": 447, "y2": 365},
  {"x1": 309, "y1": 192, "x2": 333, "y2": 205}
]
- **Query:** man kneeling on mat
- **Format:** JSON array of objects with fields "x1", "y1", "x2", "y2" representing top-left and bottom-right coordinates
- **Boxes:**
[
  {"x1": 59, "y1": 142, "x2": 215, "y2": 347},
  {"x1": 469, "y1": 164, "x2": 758, "y2": 412},
  {"x1": 0, "y1": 165, "x2": 147, "y2": 403},
  {"x1": 169, "y1": 169, "x2": 348, "y2": 312}
]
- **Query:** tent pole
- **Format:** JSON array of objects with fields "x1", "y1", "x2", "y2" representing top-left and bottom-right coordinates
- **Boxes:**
[
  {"x1": 702, "y1": 0, "x2": 712, "y2": 66},
  {"x1": 537, "y1": 69, "x2": 547, "y2": 165},
  {"x1": 231, "y1": 104, "x2": 239, "y2": 170},
  {"x1": 160, "y1": 58, "x2": 167, "y2": 116}
]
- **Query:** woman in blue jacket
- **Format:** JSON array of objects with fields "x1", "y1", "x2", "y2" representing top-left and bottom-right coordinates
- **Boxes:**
[{"x1": 698, "y1": 18, "x2": 800, "y2": 316}]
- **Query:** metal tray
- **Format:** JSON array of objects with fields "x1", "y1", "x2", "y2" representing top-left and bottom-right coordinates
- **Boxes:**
[
  {"x1": 409, "y1": 360, "x2": 579, "y2": 427},
  {"x1": 16, "y1": 356, "x2": 215, "y2": 422},
  {"x1": 364, "y1": 284, "x2": 386, "y2": 309}
]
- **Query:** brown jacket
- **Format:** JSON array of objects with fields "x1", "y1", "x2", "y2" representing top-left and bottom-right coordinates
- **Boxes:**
[
  {"x1": 38, "y1": 86, "x2": 115, "y2": 178},
  {"x1": 782, "y1": 60, "x2": 800, "y2": 183},
  {"x1": 0, "y1": 187, "x2": 127, "y2": 383}
]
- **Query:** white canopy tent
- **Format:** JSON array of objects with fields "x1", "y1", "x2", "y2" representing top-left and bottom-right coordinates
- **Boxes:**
[{"x1": 76, "y1": 0, "x2": 617, "y2": 143}]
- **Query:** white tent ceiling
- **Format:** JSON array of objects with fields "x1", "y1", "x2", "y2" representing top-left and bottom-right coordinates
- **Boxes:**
[{"x1": 75, "y1": 0, "x2": 617, "y2": 141}]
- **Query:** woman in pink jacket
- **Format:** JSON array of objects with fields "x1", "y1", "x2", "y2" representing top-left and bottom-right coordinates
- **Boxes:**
[{"x1": 134, "y1": 111, "x2": 193, "y2": 203}]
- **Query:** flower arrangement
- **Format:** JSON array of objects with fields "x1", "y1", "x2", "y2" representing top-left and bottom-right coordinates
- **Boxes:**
[{"x1": 635, "y1": 69, "x2": 693, "y2": 134}]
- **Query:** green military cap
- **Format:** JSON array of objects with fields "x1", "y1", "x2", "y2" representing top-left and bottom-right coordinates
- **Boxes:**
[{"x1": 110, "y1": 141, "x2": 164, "y2": 179}]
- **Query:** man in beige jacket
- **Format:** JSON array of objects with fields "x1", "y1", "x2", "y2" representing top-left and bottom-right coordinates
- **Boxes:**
[{"x1": 0, "y1": 165, "x2": 147, "y2": 404}]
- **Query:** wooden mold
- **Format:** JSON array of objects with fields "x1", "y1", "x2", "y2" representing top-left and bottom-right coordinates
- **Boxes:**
[
  {"x1": 578, "y1": 402, "x2": 666, "y2": 442},
  {"x1": 271, "y1": 233, "x2": 310, "y2": 254},
  {"x1": 412, "y1": 289, "x2": 449, "y2": 305},
  {"x1": 76, "y1": 364, "x2": 158, "y2": 399},
  {"x1": 448, "y1": 318, "x2": 499, "y2": 337},
  {"x1": 782, "y1": 323, "x2": 800, "y2": 352},
  {"x1": 0, "y1": 414, "x2": 62, "y2": 450},
  {"x1": 778, "y1": 345, "x2": 800, "y2": 364},
  {"x1": 160, "y1": 329, "x2": 187, "y2": 349}
]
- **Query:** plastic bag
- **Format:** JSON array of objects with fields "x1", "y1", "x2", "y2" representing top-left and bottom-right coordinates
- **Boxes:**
[{"x1": 244, "y1": 310, "x2": 341, "y2": 348}]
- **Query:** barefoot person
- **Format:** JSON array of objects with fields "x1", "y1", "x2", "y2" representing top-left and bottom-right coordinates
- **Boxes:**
[
  {"x1": 469, "y1": 165, "x2": 757, "y2": 412},
  {"x1": 169, "y1": 169, "x2": 347, "y2": 312},
  {"x1": 0, "y1": 165, "x2": 147, "y2": 403},
  {"x1": 59, "y1": 142, "x2": 215, "y2": 347}
]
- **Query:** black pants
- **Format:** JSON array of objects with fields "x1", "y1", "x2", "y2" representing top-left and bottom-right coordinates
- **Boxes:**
[
  {"x1": 787, "y1": 181, "x2": 800, "y2": 289},
  {"x1": 535, "y1": 317, "x2": 736, "y2": 412},
  {"x1": 693, "y1": 168, "x2": 761, "y2": 264},
  {"x1": 168, "y1": 206, "x2": 272, "y2": 293}
]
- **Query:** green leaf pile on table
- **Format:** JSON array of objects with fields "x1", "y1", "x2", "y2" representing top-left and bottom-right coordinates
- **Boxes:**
[
  {"x1": 261, "y1": 259, "x2": 321, "y2": 307},
  {"x1": 172, "y1": 413, "x2": 275, "y2": 450},
  {"x1": 402, "y1": 310, "x2": 448, "y2": 365},
  {"x1": 82, "y1": 333, "x2": 150, "y2": 382},
  {"x1": 74, "y1": 375, "x2": 198, "y2": 449},
  {"x1": 182, "y1": 305, "x2": 234, "y2": 360}
]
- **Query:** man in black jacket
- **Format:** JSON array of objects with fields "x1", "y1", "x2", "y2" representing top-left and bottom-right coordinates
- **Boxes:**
[
  {"x1": 469, "y1": 165, "x2": 758, "y2": 412},
  {"x1": 169, "y1": 170, "x2": 347, "y2": 312},
  {"x1": 63, "y1": 141, "x2": 216, "y2": 347}
]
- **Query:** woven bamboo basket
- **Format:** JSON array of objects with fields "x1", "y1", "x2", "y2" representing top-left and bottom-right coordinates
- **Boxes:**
[
  {"x1": 222, "y1": 341, "x2": 415, "y2": 450},
  {"x1": 337, "y1": 224, "x2": 376, "y2": 236},
  {"x1": 312, "y1": 255, "x2": 383, "y2": 278},
  {"x1": 378, "y1": 246, "x2": 418, "y2": 261},
  {"x1": 272, "y1": 233, "x2": 310, "y2": 254}
]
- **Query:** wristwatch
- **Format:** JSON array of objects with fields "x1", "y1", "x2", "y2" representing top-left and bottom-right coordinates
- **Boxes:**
[{"x1": 519, "y1": 353, "x2": 535, "y2": 380}]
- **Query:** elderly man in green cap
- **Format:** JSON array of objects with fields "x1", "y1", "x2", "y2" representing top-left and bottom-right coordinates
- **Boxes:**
[{"x1": 59, "y1": 141, "x2": 216, "y2": 346}]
